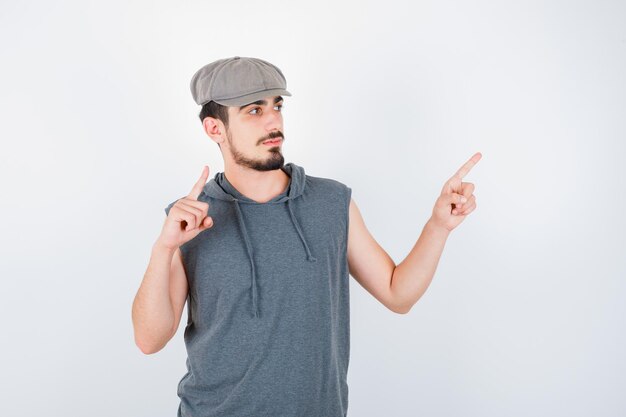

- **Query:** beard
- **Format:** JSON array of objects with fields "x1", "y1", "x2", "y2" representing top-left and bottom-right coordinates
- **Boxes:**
[{"x1": 226, "y1": 129, "x2": 285, "y2": 171}]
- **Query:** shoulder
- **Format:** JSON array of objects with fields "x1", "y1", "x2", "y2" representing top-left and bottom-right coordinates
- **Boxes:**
[
  {"x1": 305, "y1": 174, "x2": 351, "y2": 195},
  {"x1": 303, "y1": 174, "x2": 352, "y2": 215}
]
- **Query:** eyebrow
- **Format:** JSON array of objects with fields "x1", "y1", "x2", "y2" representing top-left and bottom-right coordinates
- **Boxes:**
[{"x1": 238, "y1": 96, "x2": 284, "y2": 113}]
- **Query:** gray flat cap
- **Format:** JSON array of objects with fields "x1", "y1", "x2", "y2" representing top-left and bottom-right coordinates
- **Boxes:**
[{"x1": 190, "y1": 56, "x2": 292, "y2": 107}]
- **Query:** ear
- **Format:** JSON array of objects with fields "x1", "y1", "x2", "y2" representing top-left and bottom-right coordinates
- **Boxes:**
[{"x1": 202, "y1": 117, "x2": 226, "y2": 144}]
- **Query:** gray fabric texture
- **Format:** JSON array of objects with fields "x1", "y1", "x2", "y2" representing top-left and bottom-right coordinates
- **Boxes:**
[
  {"x1": 164, "y1": 162, "x2": 352, "y2": 417},
  {"x1": 189, "y1": 56, "x2": 292, "y2": 106}
]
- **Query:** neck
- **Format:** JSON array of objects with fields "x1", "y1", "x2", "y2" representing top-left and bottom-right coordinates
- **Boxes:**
[{"x1": 223, "y1": 163, "x2": 290, "y2": 203}]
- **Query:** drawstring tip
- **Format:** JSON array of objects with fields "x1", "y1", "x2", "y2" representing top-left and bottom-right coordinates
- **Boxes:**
[{"x1": 308, "y1": 255, "x2": 318, "y2": 262}]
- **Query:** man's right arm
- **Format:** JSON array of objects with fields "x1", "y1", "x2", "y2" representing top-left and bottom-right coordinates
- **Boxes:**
[
  {"x1": 132, "y1": 242, "x2": 189, "y2": 355},
  {"x1": 132, "y1": 165, "x2": 211, "y2": 354}
]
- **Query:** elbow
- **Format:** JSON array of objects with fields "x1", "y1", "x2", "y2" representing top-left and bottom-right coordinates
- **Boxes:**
[
  {"x1": 394, "y1": 305, "x2": 412, "y2": 315},
  {"x1": 389, "y1": 301, "x2": 412, "y2": 315},
  {"x1": 136, "y1": 339, "x2": 165, "y2": 355},
  {"x1": 132, "y1": 316, "x2": 175, "y2": 355},
  {"x1": 137, "y1": 343, "x2": 158, "y2": 355},
  {"x1": 388, "y1": 289, "x2": 413, "y2": 315},
  {"x1": 134, "y1": 332, "x2": 170, "y2": 355},
  {"x1": 135, "y1": 336, "x2": 156, "y2": 355},
  {"x1": 389, "y1": 268, "x2": 412, "y2": 315}
]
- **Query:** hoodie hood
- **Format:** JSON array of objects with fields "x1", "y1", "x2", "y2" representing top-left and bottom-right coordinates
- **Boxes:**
[{"x1": 202, "y1": 162, "x2": 317, "y2": 319}]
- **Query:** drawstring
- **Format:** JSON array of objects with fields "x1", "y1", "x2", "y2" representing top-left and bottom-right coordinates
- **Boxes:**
[
  {"x1": 232, "y1": 200, "x2": 260, "y2": 319},
  {"x1": 231, "y1": 197, "x2": 317, "y2": 319},
  {"x1": 287, "y1": 199, "x2": 318, "y2": 262}
]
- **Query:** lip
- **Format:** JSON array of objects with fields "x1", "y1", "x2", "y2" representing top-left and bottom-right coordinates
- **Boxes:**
[{"x1": 263, "y1": 138, "x2": 283, "y2": 145}]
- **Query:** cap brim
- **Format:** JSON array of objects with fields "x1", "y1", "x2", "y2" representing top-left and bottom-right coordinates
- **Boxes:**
[{"x1": 211, "y1": 88, "x2": 292, "y2": 107}]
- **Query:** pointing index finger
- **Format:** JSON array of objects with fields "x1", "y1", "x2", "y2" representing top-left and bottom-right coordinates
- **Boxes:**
[
  {"x1": 188, "y1": 165, "x2": 209, "y2": 200},
  {"x1": 454, "y1": 152, "x2": 482, "y2": 179}
]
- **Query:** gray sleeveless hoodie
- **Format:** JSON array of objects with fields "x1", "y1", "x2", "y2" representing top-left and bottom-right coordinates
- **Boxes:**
[{"x1": 164, "y1": 162, "x2": 352, "y2": 417}]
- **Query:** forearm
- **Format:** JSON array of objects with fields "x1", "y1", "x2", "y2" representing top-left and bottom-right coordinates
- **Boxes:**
[
  {"x1": 132, "y1": 241, "x2": 177, "y2": 353},
  {"x1": 391, "y1": 218, "x2": 451, "y2": 313}
]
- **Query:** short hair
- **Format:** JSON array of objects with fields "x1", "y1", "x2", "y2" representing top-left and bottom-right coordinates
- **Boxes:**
[
  {"x1": 198, "y1": 100, "x2": 229, "y2": 149},
  {"x1": 199, "y1": 100, "x2": 229, "y2": 125}
]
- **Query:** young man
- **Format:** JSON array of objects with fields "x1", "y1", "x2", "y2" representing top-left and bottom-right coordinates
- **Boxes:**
[{"x1": 132, "y1": 56, "x2": 481, "y2": 417}]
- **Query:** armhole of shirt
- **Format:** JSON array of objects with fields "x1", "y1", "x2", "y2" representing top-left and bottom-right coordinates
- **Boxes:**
[
  {"x1": 343, "y1": 185, "x2": 352, "y2": 281},
  {"x1": 164, "y1": 198, "x2": 178, "y2": 216},
  {"x1": 344, "y1": 185, "x2": 352, "y2": 246}
]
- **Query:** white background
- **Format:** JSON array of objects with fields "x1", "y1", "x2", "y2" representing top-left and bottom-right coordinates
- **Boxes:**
[{"x1": 1, "y1": 0, "x2": 625, "y2": 416}]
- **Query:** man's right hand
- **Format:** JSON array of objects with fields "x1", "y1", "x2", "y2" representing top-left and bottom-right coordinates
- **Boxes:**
[{"x1": 157, "y1": 165, "x2": 214, "y2": 250}]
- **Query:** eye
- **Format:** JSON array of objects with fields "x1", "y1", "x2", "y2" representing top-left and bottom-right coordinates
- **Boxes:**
[{"x1": 248, "y1": 105, "x2": 283, "y2": 115}]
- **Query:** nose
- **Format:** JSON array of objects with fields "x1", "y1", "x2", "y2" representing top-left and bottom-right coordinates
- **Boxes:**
[{"x1": 265, "y1": 108, "x2": 282, "y2": 132}]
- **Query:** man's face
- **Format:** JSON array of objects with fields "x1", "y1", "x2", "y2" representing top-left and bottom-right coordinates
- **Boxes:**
[{"x1": 222, "y1": 95, "x2": 285, "y2": 171}]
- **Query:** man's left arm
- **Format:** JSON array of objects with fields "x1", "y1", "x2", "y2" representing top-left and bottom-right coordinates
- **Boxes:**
[{"x1": 347, "y1": 152, "x2": 481, "y2": 314}]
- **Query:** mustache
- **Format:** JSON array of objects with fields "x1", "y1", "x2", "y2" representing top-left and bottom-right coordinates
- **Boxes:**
[{"x1": 260, "y1": 131, "x2": 284, "y2": 143}]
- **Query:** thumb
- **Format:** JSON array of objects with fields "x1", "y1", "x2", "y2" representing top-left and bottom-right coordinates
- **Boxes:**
[{"x1": 197, "y1": 216, "x2": 214, "y2": 232}]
